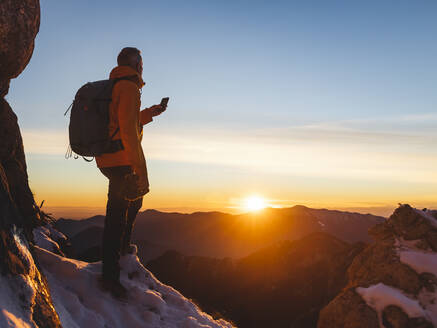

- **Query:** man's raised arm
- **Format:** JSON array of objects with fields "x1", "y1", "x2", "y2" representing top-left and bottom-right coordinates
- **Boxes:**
[{"x1": 140, "y1": 104, "x2": 166, "y2": 126}]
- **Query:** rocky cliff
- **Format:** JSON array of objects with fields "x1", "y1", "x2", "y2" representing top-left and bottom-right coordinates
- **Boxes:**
[
  {"x1": 0, "y1": 0, "x2": 63, "y2": 327},
  {"x1": 318, "y1": 204, "x2": 437, "y2": 328}
]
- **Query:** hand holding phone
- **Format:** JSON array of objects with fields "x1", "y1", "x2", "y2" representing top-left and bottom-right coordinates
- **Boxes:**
[
  {"x1": 148, "y1": 98, "x2": 169, "y2": 117},
  {"x1": 160, "y1": 97, "x2": 169, "y2": 110}
]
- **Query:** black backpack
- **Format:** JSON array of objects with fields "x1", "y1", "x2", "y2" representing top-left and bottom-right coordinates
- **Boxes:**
[{"x1": 65, "y1": 76, "x2": 136, "y2": 159}]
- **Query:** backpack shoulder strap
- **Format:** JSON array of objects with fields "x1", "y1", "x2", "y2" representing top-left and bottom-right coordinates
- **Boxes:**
[{"x1": 112, "y1": 75, "x2": 139, "y2": 86}]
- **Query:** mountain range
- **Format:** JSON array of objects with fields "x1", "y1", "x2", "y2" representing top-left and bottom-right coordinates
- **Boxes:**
[
  {"x1": 54, "y1": 205, "x2": 386, "y2": 327},
  {"x1": 148, "y1": 232, "x2": 365, "y2": 327},
  {"x1": 55, "y1": 205, "x2": 385, "y2": 264}
]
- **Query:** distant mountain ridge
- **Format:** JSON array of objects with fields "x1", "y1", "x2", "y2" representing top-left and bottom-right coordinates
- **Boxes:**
[
  {"x1": 55, "y1": 205, "x2": 384, "y2": 263},
  {"x1": 55, "y1": 215, "x2": 105, "y2": 238}
]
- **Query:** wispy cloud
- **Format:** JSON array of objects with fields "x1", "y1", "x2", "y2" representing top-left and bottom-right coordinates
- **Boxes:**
[
  {"x1": 22, "y1": 131, "x2": 69, "y2": 155},
  {"x1": 22, "y1": 114, "x2": 437, "y2": 184}
]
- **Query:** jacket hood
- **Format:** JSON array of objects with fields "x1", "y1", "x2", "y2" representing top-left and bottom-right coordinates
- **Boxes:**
[{"x1": 109, "y1": 66, "x2": 145, "y2": 88}]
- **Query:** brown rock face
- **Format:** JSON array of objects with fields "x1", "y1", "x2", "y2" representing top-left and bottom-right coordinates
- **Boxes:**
[
  {"x1": 0, "y1": 165, "x2": 61, "y2": 327},
  {"x1": 317, "y1": 205, "x2": 436, "y2": 328},
  {"x1": 370, "y1": 205, "x2": 437, "y2": 252},
  {"x1": 316, "y1": 289, "x2": 379, "y2": 328},
  {"x1": 0, "y1": 98, "x2": 40, "y2": 231},
  {"x1": 382, "y1": 305, "x2": 409, "y2": 328},
  {"x1": 0, "y1": 0, "x2": 41, "y2": 231},
  {"x1": 381, "y1": 305, "x2": 433, "y2": 328},
  {"x1": 0, "y1": 0, "x2": 40, "y2": 92},
  {"x1": 0, "y1": 1, "x2": 62, "y2": 327},
  {"x1": 347, "y1": 239, "x2": 422, "y2": 295}
]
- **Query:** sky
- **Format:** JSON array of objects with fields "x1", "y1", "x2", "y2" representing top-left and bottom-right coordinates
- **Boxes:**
[{"x1": 7, "y1": 0, "x2": 437, "y2": 218}]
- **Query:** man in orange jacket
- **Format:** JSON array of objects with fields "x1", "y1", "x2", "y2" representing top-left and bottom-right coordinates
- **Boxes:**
[{"x1": 96, "y1": 47, "x2": 166, "y2": 298}]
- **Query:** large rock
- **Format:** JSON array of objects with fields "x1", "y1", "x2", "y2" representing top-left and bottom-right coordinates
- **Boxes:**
[
  {"x1": 0, "y1": 0, "x2": 42, "y2": 234},
  {"x1": 318, "y1": 205, "x2": 437, "y2": 328},
  {"x1": 0, "y1": 98, "x2": 40, "y2": 231},
  {"x1": 346, "y1": 239, "x2": 422, "y2": 295},
  {"x1": 316, "y1": 289, "x2": 379, "y2": 328},
  {"x1": 0, "y1": 0, "x2": 40, "y2": 93},
  {"x1": 0, "y1": 1, "x2": 62, "y2": 327},
  {"x1": 0, "y1": 164, "x2": 61, "y2": 327}
]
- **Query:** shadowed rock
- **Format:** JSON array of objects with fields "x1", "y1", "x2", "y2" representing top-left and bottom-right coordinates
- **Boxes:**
[
  {"x1": 318, "y1": 205, "x2": 436, "y2": 328},
  {"x1": 0, "y1": 0, "x2": 62, "y2": 326},
  {"x1": 0, "y1": 0, "x2": 40, "y2": 93}
]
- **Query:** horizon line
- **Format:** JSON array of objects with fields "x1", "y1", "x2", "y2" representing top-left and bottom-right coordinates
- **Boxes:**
[{"x1": 44, "y1": 204, "x2": 401, "y2": 220}]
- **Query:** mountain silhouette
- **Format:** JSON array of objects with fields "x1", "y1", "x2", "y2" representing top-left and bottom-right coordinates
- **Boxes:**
[{"x1": 56, "y1": 205, "x2": 384, "y2": 264}]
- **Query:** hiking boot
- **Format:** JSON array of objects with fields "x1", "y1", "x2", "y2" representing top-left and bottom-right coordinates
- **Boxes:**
[
  {"x1": 99, "y1": 277, "x2": 128, "y2": 301},
  {"x1": 121, "y1": 243, "x2": 138, "y2": 256}
]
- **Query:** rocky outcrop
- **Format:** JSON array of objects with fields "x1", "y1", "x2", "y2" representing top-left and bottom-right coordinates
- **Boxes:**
[
  {"x1": 0, "y1": 99, "x2": 42, "y2": 231},
  {"x1": 0, "y1": 165, "x2": 61, "y2": 327},
  {"x1": 1, "y1": 0, "x2": 42, "y2": 231},
  {"x1": 0, "y1": 0, "x2": 62, "y2": 327},
  {"x1": 0, "y1": 0, "x2": 40, "y2": 95},
  {"x1": 318, "y1": 205, "x2": 437, "y2": 328}
]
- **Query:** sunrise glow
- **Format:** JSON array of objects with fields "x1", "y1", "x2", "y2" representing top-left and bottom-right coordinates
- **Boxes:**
[
  {"x1": 244, "y1": 196, "x2": 267, "y2": 212},
  {"x1": 13, "y1": 1, "x2": 437, "y2": 219}
]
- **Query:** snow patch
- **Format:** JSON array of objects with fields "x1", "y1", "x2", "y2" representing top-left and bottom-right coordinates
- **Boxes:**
[
  {"x1": 46, "y1": 224, "x2": 67, "y2": 242},
  {"x1": 394, "y1": 237, "x2": 423, "y2": 251},
  {"x1": 0, "y1": 309, "x2": 32, "y2": 328},
  {"x1": 393, "y1": 237, "x2": 437, "y2": 325},
  {"x1": 33, "y1": 225, "x2": 66, "y2": 254},
  {"x1": 13, "y1": 229, "x2": 36, "y2": 277},
  {"x1": 0, "y1": 275, "x2": 36, "y2": 328},
  {"x1": 418, "y1": 290, "x2": 437, "y2": 326},
  {"x1": 0, "y1": 229, "x2": 43, "y2": 328},
  {"x1": 34, "y1": 245, "x2": 233, "y2": 328},
  {"x1": 414, "y1": 208, "x2": 437, "y2": 228},
  {"x1": 399, "y1": 250, "x2": 437, "y2": 278},
  {"x1": 357, "y1": 283, "x2": 434, "y2": 327},
  {"x1": 33, "y1": 226, "x2": 61, "y2": 253}
]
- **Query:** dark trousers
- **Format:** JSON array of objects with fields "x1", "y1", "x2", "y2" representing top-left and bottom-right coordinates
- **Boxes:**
[{"x1": 99, "y1": 165, "x2": 143, "y2": 282}]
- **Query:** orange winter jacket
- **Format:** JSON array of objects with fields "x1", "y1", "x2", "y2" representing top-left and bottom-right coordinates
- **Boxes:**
[{"x1": 95, "y1": 66, "x2": 153, "y2": 175}]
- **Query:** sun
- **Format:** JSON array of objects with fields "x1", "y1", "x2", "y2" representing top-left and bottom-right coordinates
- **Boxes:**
[{"x1": 244, "y1": 196, "x2": 267, "y2": 212}]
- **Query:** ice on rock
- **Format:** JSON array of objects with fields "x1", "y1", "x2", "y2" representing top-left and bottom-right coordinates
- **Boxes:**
[
  {"x1": 183, "y1": 316, "x2": 216, "y2": 328},
  {"x1": 0, "y1": 309, "x2": 32, "y2": 328},
  {"x1": 0, "y1": 274, "x2": 36, "y2": 328},
  {"x1": 414, "y1": 208, "x2": 437, "y2": 228},
  {"x1": 356, "y1": 283, "x2": 431, "y2": 326},
  {"x1": 0, "y1": 230, "x2": 40, "y2": 328},
  {"x1": 33, "y1": 225, "x2": 65, "y2": 254},
  {"x1": 396, "y1": 237, "x2": 437, "y2": 326},
  {"x1": 399, "y1": 250, "x2": 437, "y2": 277}
]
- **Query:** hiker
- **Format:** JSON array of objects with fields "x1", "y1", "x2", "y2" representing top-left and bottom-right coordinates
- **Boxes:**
[{"x1": 96, "y1": 47, "x2": 167, "y2": 298}]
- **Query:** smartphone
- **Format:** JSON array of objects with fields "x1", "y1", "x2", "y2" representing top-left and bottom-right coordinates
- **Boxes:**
[{"x1": 160, "y1": 97, "x2": 169, "y2": 108}]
